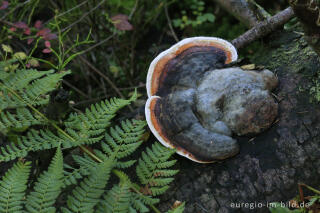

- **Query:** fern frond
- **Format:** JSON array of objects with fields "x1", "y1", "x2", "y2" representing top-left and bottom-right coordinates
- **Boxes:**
[
  {"x1": 96, "y1": 182, "x2": 131, "y2": 213},
  {"x1": 136, "y1": 142, "x2": 178, "y2": 197},
  {"x1": 130, "y1": 195, "x2": 149, "y2": 213},
  {"x1": 25, "y1": 146, "x2": 64, "y2": 213},
  {"x1": 61, "y1": 154, "x2": 97, "y2": 188},
  {"x1": 0, "y1": 70, "x2": 70, "y2": 110},
  {"x1": 0, "y1": 107, "x2": 45, "y2": 133},
  {"x1": 0, "y1": 129, "x2": 65, "y2": 162},
  {"x1": 0, "y1": 161, "x2": 31, "y2": 213},
  {"x1": 103, "y1": 119, "x2": 146, "y2": 163},
  {"x1": 0, "y1": 124, "x2": 103, "y2": 162},
  {"x1": 63, "y1": 159, "x2": 114, "y2": 213},
  {"x1": 62, "y1": 164, "x2": 86, "y2": 188},
  {"x1": 166, "y1": 202, "x2": 185, "y2": 213},
  {"x1": 65, "y1": 91, "x2": 137, "y2": 132}
]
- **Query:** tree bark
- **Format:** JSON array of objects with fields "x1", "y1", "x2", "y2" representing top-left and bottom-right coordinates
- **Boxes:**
[
  {"x1": 212, "y1": 0, "x2": 259, "y2": 28},
  {"x1": 156, "y1": 29, "x2": 320, "y2": 212}
]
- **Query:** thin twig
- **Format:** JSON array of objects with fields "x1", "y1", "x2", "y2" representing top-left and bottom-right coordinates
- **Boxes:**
[
  {"x1": 0, "y1": 19, "x2": 15, "y2": 27},
  {"x1": 44, "y1": 0, "x2": 89, "y2": 25},
  {"x1": 232, "y1": 7, "x2": 294, "y2": 49},
  {"x1": 129, "y1": 0, "x2": 139, "y2": 19},
  {"x1": 0, "y1": 0, "x2": 31, "y2": 21},
  {"x1": 164, "y1": 3, "x2": 179, "y2": 42},
  {"x1": 119, "y1": 84, "x2": 146, "y2": 91},
  {"x1": 78, "y1": 55, "x2": 134, "y2": 111},
  {"x1": 81, "y1": 33, "x2": 115, "y2": 54},
  {"x1": 61, "y1": 0, "x2": 106, "y2": 32},
  {"x1": 62, "y1": 80, "x2": 89, "y2": 98}
]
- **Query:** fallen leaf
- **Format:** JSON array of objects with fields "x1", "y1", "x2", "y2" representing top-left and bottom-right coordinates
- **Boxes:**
[
  {"x1": 42, "y1": 48, "x2": 51, "y2": 53},
  {"x1": 24, "y1": 28, "x2": 31, "y2": 35},
  {"x1": 14, "y1": 21, "x2": 28, "y2": 29},
  {"x1": 36, "y1": 28, "x2": 51, "y2": 36},
  {"x1": 34, "y1": 20, "x2": 42, "y2": 29},
  {"x1": 0, "y1": 1, "x2": 8, "y2": 10},
  {"x1": 27, "y1": 38, "x2": 34, "y2": 45},
  {"x1": 241, "y1": 64, "x2": 256, "y2": 70},
  {"x1": 43, "y1": 33, "x2": 57, "y2": 40},
  {"x1": 44, "y1": 41, "x2": 51, "y2": 48},
  {"x1": 111, "y1": 14, "x2": 133, "y2": 31}
]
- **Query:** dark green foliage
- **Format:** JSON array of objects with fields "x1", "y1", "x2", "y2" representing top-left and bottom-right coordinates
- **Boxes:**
[
  {"x1": 96, "y1": 174, "x2": 132, "y2": 213},
  {"x1": 137, "y1": 143, "x2": 179, "y2": 196},
  {"x1": 25, "y1": 146, "x2": 64, "y2": 213},
  {"x1": 0, "y1": 69, "x2": 69, "y2": 110},
  {"x1": 0, "y1": 65, "x2": 182, "y2": 212},
  {"x1": 62, "y1": 159, "x2": 114, "y2": 213},
  {"x1": 0, "y1": 66, "x2": 137, "y2": 162},
  {"x1": 0, "y1": 161, "x2": 31, "y2": 213}
]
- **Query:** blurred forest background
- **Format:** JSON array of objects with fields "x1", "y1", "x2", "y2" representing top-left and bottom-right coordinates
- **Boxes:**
[{"x1": 0, "y1": 0, "x2": 289, "y2": 109}]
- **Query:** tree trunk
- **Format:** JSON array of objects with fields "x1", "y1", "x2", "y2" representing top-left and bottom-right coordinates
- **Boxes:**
[{"x1": 157, "y1": 29, "x2": 320, "y2": 212}]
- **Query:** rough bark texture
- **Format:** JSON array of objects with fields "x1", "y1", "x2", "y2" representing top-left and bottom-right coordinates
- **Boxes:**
[
  {"x1": 212, "y1": 0, "x2": 259, "y2": 28},
  {"x1": 289, "y1": 0, "x2": 320, "y2": 56},
  {"x1": 231, "y1": 7, "x2": 294, "y2": 49},
  {"x1": 156, "y1": 29, "x2": 320, "y2": 212}
]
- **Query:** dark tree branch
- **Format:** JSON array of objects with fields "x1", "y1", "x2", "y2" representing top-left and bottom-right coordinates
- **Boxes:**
[
  {"x1": 232, "y1": 7, "x2": 294, "y2": 49},
  {"x1": 213, "y1": 0, "x2": 260, "y2": 28}
]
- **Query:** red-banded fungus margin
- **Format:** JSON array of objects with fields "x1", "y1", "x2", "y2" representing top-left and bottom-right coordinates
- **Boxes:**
[{"x1": 145, "y1": 37, "x2": 278, "y2": 163}]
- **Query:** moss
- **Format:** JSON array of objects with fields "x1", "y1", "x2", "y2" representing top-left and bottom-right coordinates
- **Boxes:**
[{"x1": 250, "y1": 29, "x2": 320, "y2": 102}]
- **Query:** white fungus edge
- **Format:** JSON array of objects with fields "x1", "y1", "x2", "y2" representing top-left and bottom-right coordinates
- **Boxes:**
[
  {"x1": 145, "y1": 95, "x2": 216, "y2": 163},
  {"x1": 146, "y1": 36, "x2": 238, "y2": 98}
]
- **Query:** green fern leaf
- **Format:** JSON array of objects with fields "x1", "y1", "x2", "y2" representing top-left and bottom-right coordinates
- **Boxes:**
[
  {"x1": 62, "y1": 164, "x2": 83, "y2": 188},
  {"x1": 136, "y1": 142, "x2": 178, "y2": 197},
  {"x1": 96, "y1": 182, "x2": 131, "y2": 213},
  {"x1": 0, "y1": 70, "x2": 70, "y2": 110},
  {"x1": 0, "y1": 108, "x2": 45, "y2": 133},
  {"x1": 103, "y1": 119, "x2": 146, "y2": 162},
  {"x1": 0, "y1": 161, "x2": 31, "y2": 213},
  {"x1": 61, "y1": 154, "x2": 97, "y2": 188},
  {"x1": 63, "y1": 159, "x2": 114, "y2": 213},
  {"x1": 25, "y1": 146, "x2": 64, "y2": 213}
]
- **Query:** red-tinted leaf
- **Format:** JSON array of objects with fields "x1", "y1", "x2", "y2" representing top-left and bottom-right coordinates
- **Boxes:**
[
  {"x1": 0, "y1": 1, "x2": 9, "y2": 10},
  {"x1": 111, "y1": 14, "x2": 129, "y2": 22},
  {"x1": 44, "y1": 41, "x2": 51, "y2": 48},
  {"x1": 14, "y1": 21, "x2": 28, "y2": 29},
  {"x1": 27, "y1": 38, "x2": 34, "y2": 45},
  {"x1": 43, "y1": 33, "x2": 57, "y2": 40},
  {"x1": 9, "y1": 27, "x2": 16, "y2": 32},
  {"x1": 111, "y1": 14, "x2": 133, "y2": 31},
  {"x1": 36, "y1": 28, "x2": 50, "y2": 36},
  {"x1": 42, "y1": 48, "x2": 51, "y2": 53},
  {"x1": 24, "y1": 28, "x2": 31, "y2": 35},
  {"x1": 115, "y1": 20, "x2": 133, "y2": 31},
  {"x1": 34, "y1": 20, "x2": 42, "y2": 29}
]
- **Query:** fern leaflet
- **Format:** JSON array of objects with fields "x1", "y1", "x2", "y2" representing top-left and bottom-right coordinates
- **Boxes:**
[
  {"x1": 62, "y1": 158, "x2": 114, "y2": 213},
  {"x1": 136, "y1": 142, "x2": 179, "y2": 196},
  {"x1": 0, "y1": 161, "x2": 31, "y2": 213},
  {"x1": 25, "y1": 146, "x2": 63, "y2": 213}
]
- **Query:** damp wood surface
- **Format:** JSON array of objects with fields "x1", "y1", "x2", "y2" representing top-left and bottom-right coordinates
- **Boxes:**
[{"x1": 153, "y1": 29, "x2": 320, "y2": 213}]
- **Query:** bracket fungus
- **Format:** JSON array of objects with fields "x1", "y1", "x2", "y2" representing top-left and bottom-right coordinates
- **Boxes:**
[{"x1": 145, "y1": 37, "x2": 278, "y2": 163}]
